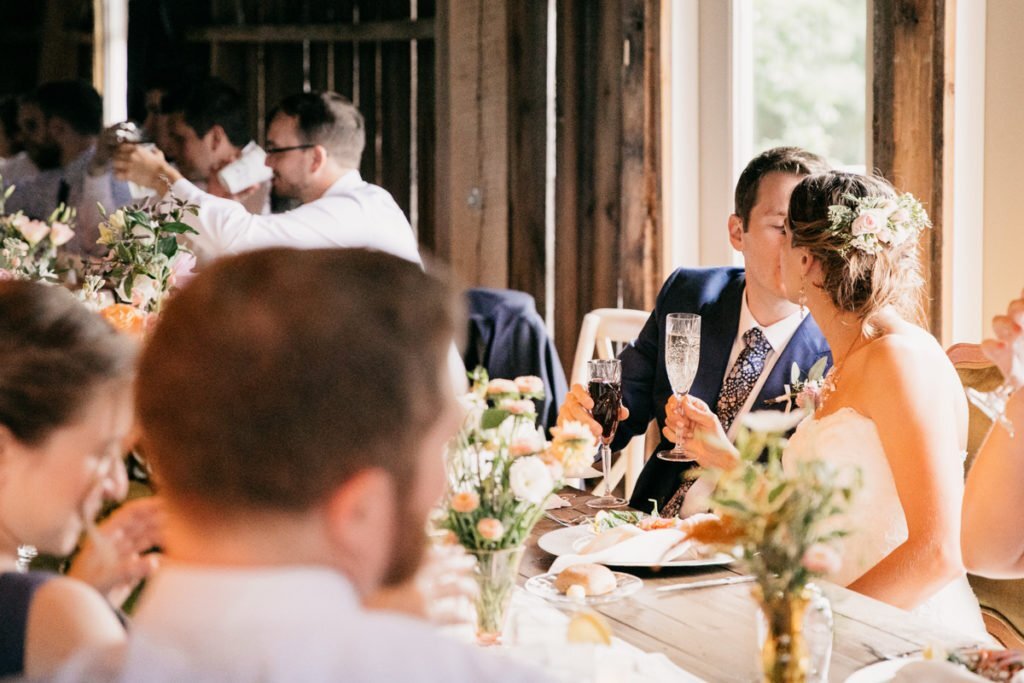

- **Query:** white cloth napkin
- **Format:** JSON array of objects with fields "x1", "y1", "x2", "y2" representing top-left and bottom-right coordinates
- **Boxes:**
[
  {"x1": 544, "y1": 495, "x2": 572, "y2": 511},
  {"x1": 549, "y1": 529, "x2": 700, "y2": 573}
]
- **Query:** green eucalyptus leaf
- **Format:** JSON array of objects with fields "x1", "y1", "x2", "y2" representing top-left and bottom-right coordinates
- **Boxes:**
[
  {"x1": 480, "y1": 408, "x2": 511, "y2": 430},
  {"x1": 160, "y1": 221, "x2": 198, "y2": 235}
]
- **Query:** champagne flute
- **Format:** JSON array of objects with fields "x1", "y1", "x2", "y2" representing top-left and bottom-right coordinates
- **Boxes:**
[
  {"x1": 966, "y1": 334, "x2": 1024, "y2": 437},
  {"x1": 585, "y1": 359, "x2": 626, "y2": 509},
  {"x1": 657, "y1": 313, "x2": 702, "y2": 462}
]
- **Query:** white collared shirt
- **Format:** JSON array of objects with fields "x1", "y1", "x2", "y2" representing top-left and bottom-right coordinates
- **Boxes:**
[
  {"x1": 172, "y1": 168, "x2": 422, "y2": 266},
  {"x1": 722, "y1": 289, "x2": 805, "y2": 440},
  {"x1": 680, "y1": 291, "x2": 804, "y2": 517},
  {"x1": 55, "y1": 563, "x2": 547, "y2": 683}
]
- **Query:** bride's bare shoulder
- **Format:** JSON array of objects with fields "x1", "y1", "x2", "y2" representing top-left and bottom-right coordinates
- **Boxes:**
[{"x1": 859, "y1": 327, "x2": 955, "y2": 391}]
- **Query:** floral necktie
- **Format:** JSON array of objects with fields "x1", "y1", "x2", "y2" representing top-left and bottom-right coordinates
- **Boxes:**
[
  {"x1": 662, "y1": 327, "x2": 772, "y2": 518},
  {"x1": 715, "y1": 327, "x2": 773, "y2": 434}
]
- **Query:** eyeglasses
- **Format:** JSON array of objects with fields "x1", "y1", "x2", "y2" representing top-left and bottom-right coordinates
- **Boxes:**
[{"x1": 264, "y1": 143, "x2": 316, "y2": 155}]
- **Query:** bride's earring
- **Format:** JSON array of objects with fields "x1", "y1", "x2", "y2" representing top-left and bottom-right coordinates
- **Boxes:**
[{"x1": 798, "y1": 279, "x2": 808, "y2": 316}]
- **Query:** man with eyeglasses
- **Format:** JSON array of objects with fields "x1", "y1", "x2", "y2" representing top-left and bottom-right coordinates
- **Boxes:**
[{"x1": 114, "y1": 91, "x2": 420, "y2": 266}]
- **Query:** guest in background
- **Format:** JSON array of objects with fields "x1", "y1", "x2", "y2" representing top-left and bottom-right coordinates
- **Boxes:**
[
  {"x1": 114, "y1": 91, "x2": 421, "y2": 266},
  {"x1": 53, "y1": 249, "x2": 543, "y2": 682},
  {"x1": 0, "y1": 281, "x2": 161, "y2": 678},
  {"x1": 558, "y1": 147, "x2": 832, "y2": 515},
  {"x1": 962, "y1": 290, "x2": 1024, "y2": 578},
  {"x1": 7, "y1": 81, "x2": 131, "y2": 255},
  {"x1": 158, "y1": 77, "x2": 270, "y2": 214},
  {"x1": 0, "y1": 96, "x2": 38, "y2": 184}
]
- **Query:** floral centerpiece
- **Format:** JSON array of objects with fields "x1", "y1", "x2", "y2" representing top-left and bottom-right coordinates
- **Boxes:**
[
  {"x1": 441, "y1": 368, "x2": 595, "y2": 644},
  {"x1": 682, "y1": 412, "x2": 858, "y2": 683},
  {"x1": 91, "y1": 194, "x2": 198, "y2": 317},
  {"x1": 0, "y1": 178, "x2": 76, "y2": 282}
]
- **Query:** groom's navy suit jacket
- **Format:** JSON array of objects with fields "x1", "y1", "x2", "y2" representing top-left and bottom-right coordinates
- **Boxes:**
[{"x1": 614, "y1": 267, "x2": 832, "y2": 513}]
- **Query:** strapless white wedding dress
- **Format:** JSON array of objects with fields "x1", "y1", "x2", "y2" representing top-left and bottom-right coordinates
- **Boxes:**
[{"x1": 785, "y1": 407, "x2": 988, "y2": 640}]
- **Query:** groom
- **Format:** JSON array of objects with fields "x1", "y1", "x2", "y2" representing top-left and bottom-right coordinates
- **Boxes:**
[{"x1": 560, "y1": 147, "x2": 832, "y2": 515}]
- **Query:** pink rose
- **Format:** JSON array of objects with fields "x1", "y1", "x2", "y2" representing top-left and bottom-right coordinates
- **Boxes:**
[
  {"x1": 48, "y1": 222, "x2": 75, "y2": 247},
  {"x1": 890, "y1": 208, "x2": 909, "y2": 225},
  {"x1": 15, "y1": 218, "x2": 50, "y2": 245},
  {"x1": 486, "y1": 378, "x2": 519, "y2": 396},
  {"x1": 795, "y1": 383, "x2": 822, "y2": 411},
  {"x1": 168, "y1": 251, "x2": 197, "y2": 288},
  {"x1": 450, "y1": 491, "x2": 480, "y2": 513},
  {"x1": 476, "y1": 517, "x2": 504, "y2": 541},
  {"x1": 0, "y1": 269, "x2": 13, "y2": 281},
  {"x1": 499, "y1": 398, "x2": 536, "y2": 415},
  {"x1": 850, "y1": 209, "x2": 887, "y2": 237},
  {"x1": 514, "y1": 375, "x2": 544, "y2": 395},
  {"x1": 509, "y1": 433, "x2": 545, "y2": 457},
  {"x1": 801, "y1": 543, "x2": 842, "y2": 575}
]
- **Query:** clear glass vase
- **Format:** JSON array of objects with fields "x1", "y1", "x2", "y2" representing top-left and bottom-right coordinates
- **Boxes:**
[
  {"x1": 755, "y1": 583, "x2": 833, "y2": 683},
  {"x1": 469, "y1": 546, "x2": 526, "y2": 646}
]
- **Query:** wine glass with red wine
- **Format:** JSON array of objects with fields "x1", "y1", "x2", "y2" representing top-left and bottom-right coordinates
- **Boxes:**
[{"x1": 586, "y1": 359, "x2": 626, "y2": 509}]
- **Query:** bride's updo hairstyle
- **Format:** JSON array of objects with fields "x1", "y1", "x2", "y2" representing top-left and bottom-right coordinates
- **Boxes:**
[{"x1": 788, "y1": 171, "x2": 927, "y2": 333}]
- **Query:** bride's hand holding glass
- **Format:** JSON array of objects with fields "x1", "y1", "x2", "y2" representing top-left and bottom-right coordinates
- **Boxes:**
[
  {"x1": 972, "y1": 291, "x2": 1024, "y2": 434},
  {"x1": 664, "y1": 395, "x2": 739, "y2": 471}
]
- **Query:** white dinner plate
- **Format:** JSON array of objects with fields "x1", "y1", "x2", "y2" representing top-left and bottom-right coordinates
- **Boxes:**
[
  {"x1": 536, "y1": 525, "x2": 735, "y2": 568},
  {"x1": 844, "y1": 657, "x2": 923, "y2": 683},
  {"x1": 524, "y1": 571, "x2": 643, "y2": 605}
]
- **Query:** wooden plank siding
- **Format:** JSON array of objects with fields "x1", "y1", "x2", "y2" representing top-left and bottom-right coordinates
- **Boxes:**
[
  {"x1": 507, "y1": 0, "x2": 551, "y2": 317},
  {"x1": 872, "y1": 0, "x2": 955, "y2": 339}
]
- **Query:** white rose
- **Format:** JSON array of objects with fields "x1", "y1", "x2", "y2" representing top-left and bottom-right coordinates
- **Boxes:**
[
  {"x1": 117, "y1": 274, "x2": 160, "y2": 310},
  {"x1": 509, "y1": 456, "x2": 554, "y2": 504},
  {"x1": 741, "y1": 410, "x2": 806, "y2": 435}
]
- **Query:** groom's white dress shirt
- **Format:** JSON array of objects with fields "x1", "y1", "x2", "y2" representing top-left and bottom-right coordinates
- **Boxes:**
[
  {"x1": 54, "y1": 564, "x2": 548, "y2": 683},
  {"x1": 170, "y1": 168, "x2": 422, "y2": 266}
]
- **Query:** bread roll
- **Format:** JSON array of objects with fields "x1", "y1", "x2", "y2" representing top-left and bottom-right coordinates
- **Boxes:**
[{"x1": 554, "y1": 563, "x2": 617, "y2": 596}]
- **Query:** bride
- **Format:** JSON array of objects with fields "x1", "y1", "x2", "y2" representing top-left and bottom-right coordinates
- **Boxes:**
[{"x1": 672, "y1": 171, "x2": 986, "y2": 635}]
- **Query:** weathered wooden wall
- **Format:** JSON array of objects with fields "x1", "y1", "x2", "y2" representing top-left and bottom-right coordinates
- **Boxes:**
[{"x1": 872, "y1": 0, "x2": 955, "y2": 338}]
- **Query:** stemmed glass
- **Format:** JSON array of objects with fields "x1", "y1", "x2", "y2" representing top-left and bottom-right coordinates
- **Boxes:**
[
  {"x1": 15, "y1": 545, "x2": 37, "y2": 573},
  {"x1": 966, "y1": 335, "x2": 1024, "y2": 437},
  {"x1": 656, "y1": 313, "x2": 702, "y2": 462},
  {"x1": 585, "y1": 359, "x2": 626, "y2": 509}
]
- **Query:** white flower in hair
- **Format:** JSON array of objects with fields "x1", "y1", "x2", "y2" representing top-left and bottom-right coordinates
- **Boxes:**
[{"x1": 827, "y1": 192, "x2": 931, "y2": 255}]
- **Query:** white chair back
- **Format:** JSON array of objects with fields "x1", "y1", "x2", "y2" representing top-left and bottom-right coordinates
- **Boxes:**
[
  {"x1": 570, "y1": 308, "x2": 651, "y2": 386},
  {"x1": 569, "y1": 307, "x2": 653, "y2": 499}
]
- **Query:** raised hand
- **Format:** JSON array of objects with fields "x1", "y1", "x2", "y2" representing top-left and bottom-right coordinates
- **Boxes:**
[
  {"x1": 981, "y1": 290, "x2": 1024, "y2": 391},
  {"x1": 557, "y1": 383, "x2": 629, "y2": 440},
  {"x1": 113, "y1": 143, "x2": 181, "y2": 194},
  {"x1": 663, "y1": 395, "x2": 738, "y2": 470},
  {"x1": 67, "y1": 496, "x2": 164, "y2": 608}
]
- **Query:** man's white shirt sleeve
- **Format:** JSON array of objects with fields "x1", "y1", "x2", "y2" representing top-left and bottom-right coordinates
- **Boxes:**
[{"x1": 170, "y1": 171, "x2": 422, "y2": 266}]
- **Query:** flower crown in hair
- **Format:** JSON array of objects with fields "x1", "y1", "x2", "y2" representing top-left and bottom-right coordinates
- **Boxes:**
[{"x1": 826, "y1": 192, "x2": 931, "y2": 256}]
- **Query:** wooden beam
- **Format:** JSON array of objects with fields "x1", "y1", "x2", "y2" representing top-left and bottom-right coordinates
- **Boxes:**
[
  {"x1": 184, "y1": 19, "x2": 434, "y2": 44},
  {"x1": 619, "y1": 0, "x2": 662, "y2": 312},
  {"x1": 553, "y1": 0, "x2": 584, "y2": 367},
  {"x1": 872, "y1": 0, "x2": 955, "y2": 338},
  {"x1": 38, "y1": 0, "x2": 83, "y2": 82},
  {"x1": 507, "y1": 0, "x2": 550, "y2": 316},
  {"x1": 434, "y1": 0, "x2": 509, "y2": 288}
]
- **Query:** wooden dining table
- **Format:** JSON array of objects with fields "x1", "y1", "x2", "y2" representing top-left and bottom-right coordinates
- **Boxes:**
[{"x1": 519, "y1": 493, "x2": 984, "y2": 682}]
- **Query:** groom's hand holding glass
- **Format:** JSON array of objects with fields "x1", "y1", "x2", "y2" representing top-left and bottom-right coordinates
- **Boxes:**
[
  {"x1": 664, "y1": 395, "x2": 739, "y2": 471},
  {"x1": 558, "y1": 383, "x2": 630, "y2": 439}
]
